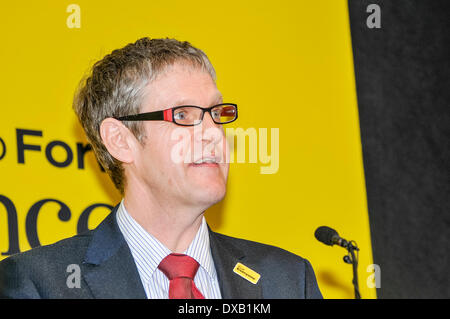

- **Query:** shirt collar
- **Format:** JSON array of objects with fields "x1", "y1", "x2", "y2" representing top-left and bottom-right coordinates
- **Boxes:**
[{"x1": 116, "y1": 200, "x2": 217, "y2": 282}]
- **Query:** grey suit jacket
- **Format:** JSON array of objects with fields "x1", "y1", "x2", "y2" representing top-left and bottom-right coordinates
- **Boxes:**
[{"x1": 0, "y1": 205, "x2": 322, "y2": 299}]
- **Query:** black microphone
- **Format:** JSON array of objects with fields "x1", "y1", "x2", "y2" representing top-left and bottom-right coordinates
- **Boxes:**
[
  {"x1": 314, "y1": 226, "x2": 350, "y2": 249},
  {"x1": 314, "y1": 225, "x2": 361, "y2": 299}
]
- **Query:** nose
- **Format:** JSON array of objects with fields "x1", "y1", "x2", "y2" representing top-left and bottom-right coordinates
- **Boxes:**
[
  {"x1": 194, "y1": 111, "x2": 223, "y2": 145},
  {"x1": 202, "y1": 110, "x2": 219, "y2": 128}
]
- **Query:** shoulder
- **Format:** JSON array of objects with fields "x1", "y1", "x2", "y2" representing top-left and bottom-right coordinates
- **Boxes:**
[
  {"x1": 1, "y1": 231, "x2": 93, "y2": 269},
  {"x1": 211, "y1": 231, "x2": 307, "y2": 264},
  {"x1": 0, "y1": 231, "x2": 93, "y2": 298},
  {"x1": 210, "y1": 231, "x2": 323, "y2": 298}
]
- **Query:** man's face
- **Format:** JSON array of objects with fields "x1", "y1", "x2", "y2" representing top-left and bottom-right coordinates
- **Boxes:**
[{"x1": 127, "y1": 63, "x2": 229, "y2": 210}]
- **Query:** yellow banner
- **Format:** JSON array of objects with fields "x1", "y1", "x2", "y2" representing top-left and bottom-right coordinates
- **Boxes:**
[{"x1": 0, "y1": 0, "x2": 376, "y2": 298}]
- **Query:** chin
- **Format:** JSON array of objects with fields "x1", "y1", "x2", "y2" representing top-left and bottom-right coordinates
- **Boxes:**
[{"x1": 191, "y1": 180, "x2": 227, "y2": 208}]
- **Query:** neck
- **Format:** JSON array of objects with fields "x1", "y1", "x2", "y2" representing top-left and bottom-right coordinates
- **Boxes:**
[{"x1": 123, "y1": 183, "x2": 204, "y2": 253}]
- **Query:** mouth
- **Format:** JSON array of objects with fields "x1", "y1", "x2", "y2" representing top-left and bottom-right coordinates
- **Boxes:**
[{"x1": 189, "y1": 156, "x2": 220, "y2": 167}]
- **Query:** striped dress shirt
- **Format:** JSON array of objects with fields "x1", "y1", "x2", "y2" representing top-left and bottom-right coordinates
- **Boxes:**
[{"x1": 116, "y1": 200, "x2": 222, "y2": 299}]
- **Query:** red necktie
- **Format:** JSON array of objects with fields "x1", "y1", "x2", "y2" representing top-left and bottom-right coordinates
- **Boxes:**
[{"x1": 158, "y1": 253, "x2": 205, "y2": 299}]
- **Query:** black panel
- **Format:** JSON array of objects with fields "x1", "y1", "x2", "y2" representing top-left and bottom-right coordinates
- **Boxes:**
[{"x1": 348, "y1": 0, "x2": 450, "y2": 298}]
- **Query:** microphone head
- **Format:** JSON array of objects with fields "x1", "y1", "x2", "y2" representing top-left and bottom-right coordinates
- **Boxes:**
[{"x1": 315, "y1": 226, "x2": 339, "y2": 246}]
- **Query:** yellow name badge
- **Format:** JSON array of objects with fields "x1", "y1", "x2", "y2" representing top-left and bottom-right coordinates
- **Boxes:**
[{"x1": 233, "y1": 263, "x2": 261, "y2": 284}]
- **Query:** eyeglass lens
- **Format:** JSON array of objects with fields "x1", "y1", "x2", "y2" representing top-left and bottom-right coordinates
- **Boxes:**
[{"x1": 173, "y1": 104, "x2": 236, "y2": 125}]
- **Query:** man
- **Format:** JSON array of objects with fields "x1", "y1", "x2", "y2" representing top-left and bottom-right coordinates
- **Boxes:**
[{"x1": 0, "y1": 38, "x2": 322, "y2": 299}]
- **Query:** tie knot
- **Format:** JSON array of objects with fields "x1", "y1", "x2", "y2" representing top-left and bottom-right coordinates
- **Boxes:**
[{"x1": 158, "y1": 253, "x2": 200, "y2": 280}]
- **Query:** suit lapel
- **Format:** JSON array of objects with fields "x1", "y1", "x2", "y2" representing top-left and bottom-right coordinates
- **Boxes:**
[
  {"x1": 209, "y1": 229, "x2": 262, "y2": 299},
  {"x1": 82, "y1": 206, "x2": 146, "y2": 299}
]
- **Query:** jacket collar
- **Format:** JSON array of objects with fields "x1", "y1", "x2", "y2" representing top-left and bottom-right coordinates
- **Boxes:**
[
  {"x1": 209, "y1": 229, "x2": 262, "y2": 299},
  {"x1": 82, "y1": 205, "x2": 147, "y2": 299}
]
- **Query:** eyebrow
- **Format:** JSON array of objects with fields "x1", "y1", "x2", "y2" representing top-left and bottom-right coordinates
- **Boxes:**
[{"x1": 172, "y1": 93, "x2": 223, "y2": 107}]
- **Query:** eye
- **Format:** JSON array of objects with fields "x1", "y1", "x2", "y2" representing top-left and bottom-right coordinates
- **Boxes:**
[
  {"x1": 174, "y1": 111, "x2": 186, "y2": 120},
  {"x1": 211, "y1": 109, "x2": 222, "y2": 119}
]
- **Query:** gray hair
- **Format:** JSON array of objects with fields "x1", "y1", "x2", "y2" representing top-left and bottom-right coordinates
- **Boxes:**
[{"x1": 73, "y1": 37, "x2": 216, "y2": 194}]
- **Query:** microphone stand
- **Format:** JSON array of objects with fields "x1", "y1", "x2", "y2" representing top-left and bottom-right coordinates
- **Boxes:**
[{"x1": 343, "y1": 241, "x2": 361, "y2": 299}]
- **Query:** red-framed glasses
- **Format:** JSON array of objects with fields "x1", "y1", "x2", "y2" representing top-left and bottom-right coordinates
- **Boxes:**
[{"x1": 115, "y1": 103, "x2": 238, "y2": 126}]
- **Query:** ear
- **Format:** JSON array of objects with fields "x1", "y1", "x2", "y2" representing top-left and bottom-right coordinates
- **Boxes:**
[{"x1": 99, "y1": 118, "x2": 135, "y2": 164}]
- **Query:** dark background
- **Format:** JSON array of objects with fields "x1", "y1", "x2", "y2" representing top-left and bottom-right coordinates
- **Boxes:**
[{"x1": 348, "y1": 0, "x2": 449, "y2": 298}]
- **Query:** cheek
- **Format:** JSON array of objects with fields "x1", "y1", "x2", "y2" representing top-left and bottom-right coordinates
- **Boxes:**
[
  {"x1": 140, "y1": 126, "x2": 182, "y2": 170},
  {"x1": 141, "y1": 141, "x2": 184, "y2": 188},
  {"x1": 169, "y1": 127, "x2": 193, "y2": 163},
  {"x1": 220, "y1": 163, "x2": 229, "y2": 181},
  {"x1": 222, "y1": 133, "x2": 230, "y2": 164}
]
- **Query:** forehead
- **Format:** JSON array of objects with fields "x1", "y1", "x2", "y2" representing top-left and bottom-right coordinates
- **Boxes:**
[{"x1": 142, "y1": 63, "x2": 222, "y2": 111}]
